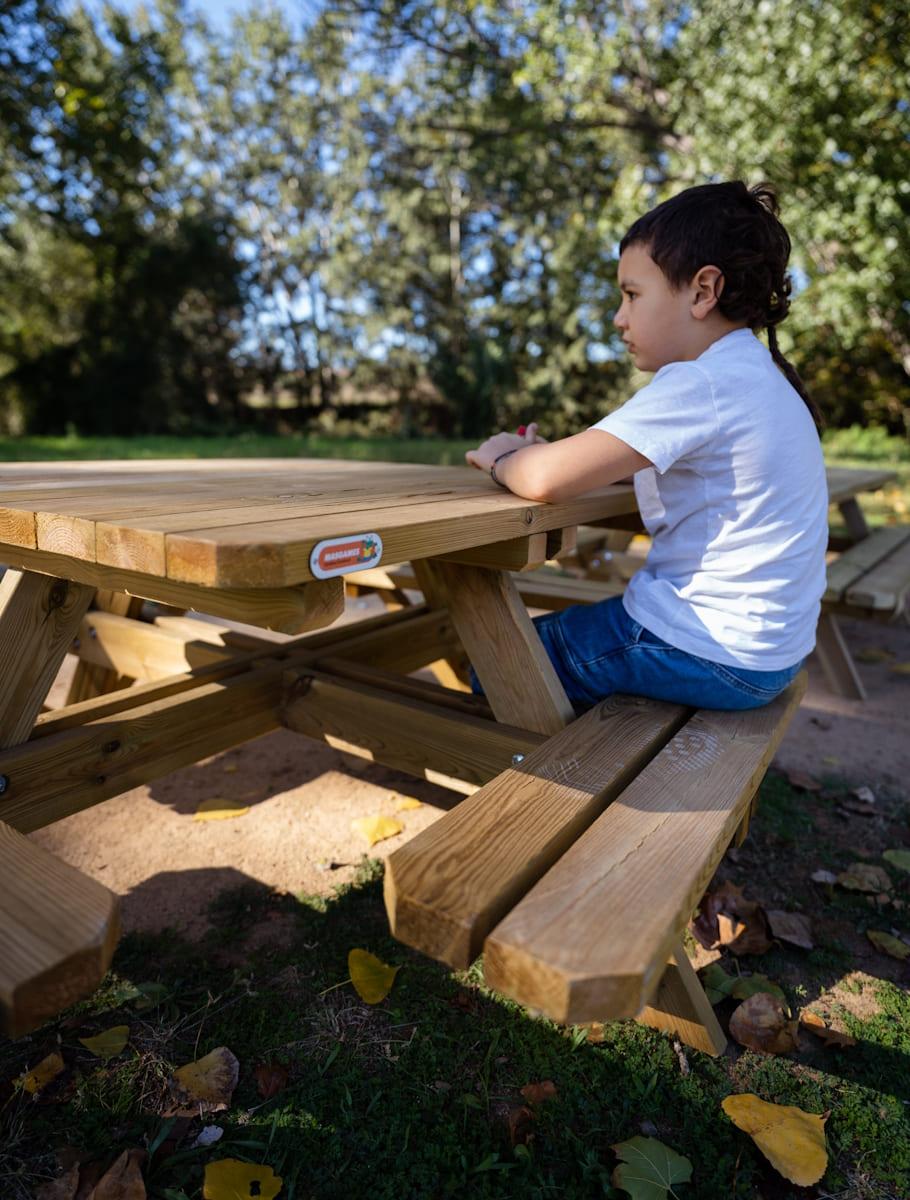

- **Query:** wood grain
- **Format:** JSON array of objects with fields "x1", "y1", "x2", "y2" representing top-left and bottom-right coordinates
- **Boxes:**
[
  {"x1": 0, "y1": 819, "x2": 120, "y2": 1038},
  {"x1": 384, "y1": 694, "x2": 689, "y2": 968},
  {"x1": 482, "y1": 676, "x2": 805, "y2": 1024}
]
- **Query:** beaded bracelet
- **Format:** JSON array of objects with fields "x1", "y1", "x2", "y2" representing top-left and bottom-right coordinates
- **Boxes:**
[{"x1": 490, "y1": 448, "x2": 520, "y2": 489}]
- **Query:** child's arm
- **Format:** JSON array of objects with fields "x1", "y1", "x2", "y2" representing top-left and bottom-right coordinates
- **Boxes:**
[{"x1": 466, "y1": 425, "x2": 650, "y2": 503}]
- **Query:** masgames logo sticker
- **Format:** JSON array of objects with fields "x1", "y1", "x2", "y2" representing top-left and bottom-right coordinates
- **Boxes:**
[{"x1": 309, "y1": 532, "x2": 383, "y2": 579}]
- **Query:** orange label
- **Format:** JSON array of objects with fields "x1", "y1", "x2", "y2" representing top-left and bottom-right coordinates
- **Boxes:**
[{"x1": 310, "y1": 533, "x2": 383, "y2": 579}]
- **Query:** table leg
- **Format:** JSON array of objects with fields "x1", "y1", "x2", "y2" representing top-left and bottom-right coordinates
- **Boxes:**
[
  {"x1": 838, "y1": 497, "x2": 871, "y2": 543},
  {"x1": 0, "y1": 569, "x2": 95, "y2": 747},
  {"x1": 814, "y1": 611, "x2": 866, "y2": 700},
  {"x1": 414, "y1": 559, "x2": 575, "y2": 735}
]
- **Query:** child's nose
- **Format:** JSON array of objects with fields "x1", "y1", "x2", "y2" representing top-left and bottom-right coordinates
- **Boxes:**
[{"x1": 613, "y1": 307, "x2": 627, "y2": 330}]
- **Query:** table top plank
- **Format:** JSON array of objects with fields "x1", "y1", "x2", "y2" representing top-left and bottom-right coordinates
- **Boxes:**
[{"x1": 0, "y1": 459, "x2": 897, "y2": 590}]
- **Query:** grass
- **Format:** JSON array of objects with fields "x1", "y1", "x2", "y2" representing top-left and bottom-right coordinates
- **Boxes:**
[{"x1": 2, "y1": 773, "x2": 909, "y2": 1200}]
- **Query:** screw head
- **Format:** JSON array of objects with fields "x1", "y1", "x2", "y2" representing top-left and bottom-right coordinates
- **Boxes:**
[
  {"x1": 511, "y1": 753, "x2": 525, "y2": 766},
  {"x1": 0, "y1": 774, "x2": 8, "y2": 795}
]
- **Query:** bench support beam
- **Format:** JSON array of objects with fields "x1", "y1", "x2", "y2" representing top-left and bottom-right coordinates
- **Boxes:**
[{"x1": 634, "y1": 938, "x2": 726, "y2": 1056}]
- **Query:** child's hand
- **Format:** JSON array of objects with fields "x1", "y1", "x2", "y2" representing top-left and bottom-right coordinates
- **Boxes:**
[{"x1": 465, "y1": 423, "x2": 545, "y2": 472}]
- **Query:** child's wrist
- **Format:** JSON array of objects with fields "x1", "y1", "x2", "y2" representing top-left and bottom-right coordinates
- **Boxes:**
[{"x1": 490, "y1": 448, "x2": 521, "y2": 488}]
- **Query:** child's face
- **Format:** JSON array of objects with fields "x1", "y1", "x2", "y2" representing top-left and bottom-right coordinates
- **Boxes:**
[{"x1": 614, "y1": 244, "x2": 714, "y2": 372}]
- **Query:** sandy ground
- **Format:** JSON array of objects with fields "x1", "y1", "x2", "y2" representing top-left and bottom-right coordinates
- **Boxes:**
[{"x1": 30, "y1": 596, "x2": 910, "y2": 939}]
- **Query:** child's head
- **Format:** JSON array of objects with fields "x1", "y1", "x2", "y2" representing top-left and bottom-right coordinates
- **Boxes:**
[{"x1": 615, "y1": 181, "x2": 821, "y2": 427}]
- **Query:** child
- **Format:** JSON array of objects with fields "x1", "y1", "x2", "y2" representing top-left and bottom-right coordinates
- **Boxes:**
[{"x1": 466, "y1": 181, "x2": 828, "y2": 711}]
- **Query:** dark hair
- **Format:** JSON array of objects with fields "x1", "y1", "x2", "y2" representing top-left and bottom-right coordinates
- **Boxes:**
[{"x1": 620, "y1": 181, "x2": 822, "y2": 430}]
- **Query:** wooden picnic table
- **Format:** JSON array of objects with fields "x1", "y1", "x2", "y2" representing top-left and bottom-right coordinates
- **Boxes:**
[
  {"x1": 0, "y1": 457, "x2": 639, "y2": 1035},
  {"x1": 824, "y1": 464, "x2": 897, "y2": 543}
]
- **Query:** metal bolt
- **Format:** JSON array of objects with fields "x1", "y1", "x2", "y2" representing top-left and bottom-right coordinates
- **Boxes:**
[
  {"x1": 72, "y1": 637, "x2": 81, "y2": 651},
  {"x1": 0, "y1": 775, "x2": 8, "y2": 796},
  {"x1": 49, "y1": 581, "x2": 68, "y2": 608},
  {"x1": 102, "y1": 740, "x2": 120, "y2": 754},
  {"x1": 89, "y1": 626, "x2": 97, "y2": 639},
  {"x1": 511, "y1": 753, "x2": 525, "y2": 766}
]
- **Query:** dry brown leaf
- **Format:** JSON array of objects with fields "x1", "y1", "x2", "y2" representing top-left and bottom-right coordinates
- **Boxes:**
[
  {"x1": 520, "y1": 1080, "x2": 557, "y2": 1107},
  {"x1": 766, "y1": 909, "x2": 813, "y2": 950},
  {"x1": 254, "y1": 1061, "x2": 289, "y2": 1100},
  {"x1": 491, "y1": 1099, "x2": 535, "y2": 1147},
  {"x1": 722, "y1": 1094, "x2": 828, "y2": 1186},
  {"x1": 36, "y1": 1165, "x2": 80, "y2": 1200},
  {"x1": 78, "y1": 1026, "x2": 130, "y2": 1060},
  {"x1": 729, "y1": 993, "x2": 801, "y2": 1055},
  {"x1": 837, "y1": 863, "x2": 892, "y2": 893},
  {"x1": 799, "y1": 1010, "x2": 856, "y2": 1047},
  {"x1": 88, "y1": 1149, "x2": 146, "y2": 1200},
  {"x1": 166, "y1": 1047, "x2": 239, "y2": 1117},
  {"x1": 785, "y1": 770, "x2": 821, "y2": 792},
  {"x1": 690, "y1": 880, "x2": 772, "y2": 956}
]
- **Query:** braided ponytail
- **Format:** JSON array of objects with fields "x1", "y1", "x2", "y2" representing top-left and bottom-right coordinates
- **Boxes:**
[{"x1": 620, "y1": 180, "x2": 824, "y2": 432}]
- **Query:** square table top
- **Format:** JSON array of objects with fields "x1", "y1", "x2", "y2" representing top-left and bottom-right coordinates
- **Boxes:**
[{"x1": 0, "y1": 459, "x2": 639, "y2": 589}]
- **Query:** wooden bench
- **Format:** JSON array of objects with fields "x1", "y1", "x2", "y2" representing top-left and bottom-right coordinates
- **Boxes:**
[
  {"x1": 816, "y1": 526, "x2": 910, "y2": 700},
  {"x1": 386, "y1": 675, "x2": 805, "y2": 1055},
  {"x1": 0, "y1": 821, "x2": 120, "y2": 1038}
]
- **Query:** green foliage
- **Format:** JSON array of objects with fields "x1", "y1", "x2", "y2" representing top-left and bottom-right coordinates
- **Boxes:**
[{"x1": 0, "y1": 0, "x2": 907, "y2": 436}]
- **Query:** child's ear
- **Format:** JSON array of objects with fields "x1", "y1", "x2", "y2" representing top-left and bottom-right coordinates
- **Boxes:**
[{"x1": 690, "y1": 265, "x2": 724, "y2": 320}]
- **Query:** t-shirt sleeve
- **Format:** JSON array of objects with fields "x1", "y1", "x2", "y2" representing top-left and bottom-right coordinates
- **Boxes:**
[{"x1": 589, "y1": 361, "x2": 719, "y2": 474}]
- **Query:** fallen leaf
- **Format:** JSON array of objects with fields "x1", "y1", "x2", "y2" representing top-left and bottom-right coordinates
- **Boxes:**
[
  {"x1": 18, "y1": 1051, "x2": 65, "y2": 1095},
  {"x1": 394, "y1": 797, "x2": 422, "y2": 812},
  {"x1": 89, "y1": 1149, "x2": 146, "y2": 1200},
  {"x1": 193, "y1": 797, "x2": 249, "y2": 821},
  {"x1": 700, "y1": 962, "x2": 737, "y2": 1004},
  {"x1": 491, "y1": 1099, "x2": 535, "y2": 1147},
  {"x1": 867, "y1": 930, "x2": 910, "y2": 961},
  {"x1": 730, "y1": 974, "x2": 787, "y2": 1005},
  {"x1": 855, "y1": 647, "x2": 894, "y2": 663},
  {"x1": 348, "y1": 948, "x2": 399, "y2": 1003},
  {"x1": 35, "y1": 1165, "x2": 80, "y2": 1200},
  {"x1": 254, "y1": 1061, "x2": 289, "y2": 1100},
  {"x1": 78, "y1": 1026, "x2": 130, "y2": 1060},
  {"x1": 729, "y1": 993, "x2": 800, "y2": 1055},
  {"x1": 203, "y1": 1159, "x2": 282, "y2": 1200},
  {"x1": 611, "y1": 1135, "x2": 692, "y2": 1200},
  {"x1": 191, "y1": 1126, "x2": 224, "y2": 1149},
  {"x1": 811, "y1": 869, "x2": 838, "y2": 884},
  {"x1": 721, "y1": 1093, "x2": 828, "y2": 1186},
  {"x1": 766, "y1": 910, "x2": 813, "y2": 950},
  {"x1": 520, "y1": 1080, "x2": 557, "y2": 1107},
  {"x1": 222, "y1": 764, "x2": 238, "y2": 773},
  {"x1": 851, "y1": 785, "x2": 876, "y2": 804},
  {"x1": 166, "y1": 1047, "x2": 239, "y2": 1117},
  {"x1": 883, "y1": 849, "x2": 910, "y2": 874},
  {"x1": 837, "y1": 863, "x2": 892, "y2": 893},
  {"x1": 690, "y1": 880, "x2": 772, "y2": 956},
  {"x1": 785, "y1": 770, "x2": 821, "y2": 792},
  {"x1": 889, "y1": 661, "x2": 910, "y2": 675},
  {"x1": 350, "y1": 814, "x2": 403, "y2": 847},
  {"x1": 799, "y1": 1010, "x2": 856, "y2": 1047}
]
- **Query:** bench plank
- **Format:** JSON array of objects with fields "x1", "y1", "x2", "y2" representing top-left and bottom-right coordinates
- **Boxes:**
[
  {"x1": 1, "y1": 821, "x2": 120, "y2": 1038},
  {"x1": 384, "y1": 695, "x2": 689, "y2": 967},
  {"x1": 823, "y1": 527, "x2": 910, "y2": 604},
  {"x1": 483, "y1": 676, "x2": 805, "y2": 1025},
  {"x1": 845, "y1": 533, "x2": 910, "y2": 612}
]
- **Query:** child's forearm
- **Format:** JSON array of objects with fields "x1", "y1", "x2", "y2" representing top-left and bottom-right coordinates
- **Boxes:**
[{"x1": 494, "y1": 431, "x2": 649, "y2": 502}]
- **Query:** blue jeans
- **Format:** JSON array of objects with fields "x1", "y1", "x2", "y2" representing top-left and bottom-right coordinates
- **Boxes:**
[{"x1": 473, "y1": 596, "x2": 803, "y2": 714}]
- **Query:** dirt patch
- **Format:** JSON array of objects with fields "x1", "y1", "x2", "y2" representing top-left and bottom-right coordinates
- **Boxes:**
[{"x1": 821, "y1": 972, "x2": 885, "y2": 1023}]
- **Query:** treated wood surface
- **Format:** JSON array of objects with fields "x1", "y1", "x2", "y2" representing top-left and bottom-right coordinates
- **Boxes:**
[
  {"x1": 384, "y1": 694, "x2": 689, "y2": 967},
  {"x1": 0, "y1": 570, "x2": 94, "y2": 748},
  {"x1": 482, "y1": 675, "x2": 806, "y2": 1024},
  {"x1": 0, "y1": 819, "x2": 120, "y2": 1038},
  {"x1": 0, "y1": 460, "x2": 638, "y2": 589},
  {"x1": 825, "y1": 465, "x2": 896, "y2": 506},
  {"x1": 823, "y1": 527, "x2": 910, "y2": 605}
]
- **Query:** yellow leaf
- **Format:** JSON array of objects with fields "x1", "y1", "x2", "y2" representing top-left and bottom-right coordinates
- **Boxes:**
[
  {"x1": 194, "y1": 797, "x2": 249, "y2": 821},
  {"x1": 890, "y1": 661, "x2": 910, "y2": 675},
  {"x1": 168, "y1": 1047, "x2": 239, "y2": 1115},
  {"x1": 350, "y1": 814, "x2": 403, "y2": 847},
  {"x1": 867, "y1": 929, "x2": 910, "y2": 960},
  {"x1": 722, "y1": 1093, "x2": 828, "y2": 1186},
  {"x1": 203, "y1": 1159, "x2": 282, "y2": 1200},
  {"x1": 79, "y1": 1025, "x2": 130, "y2": 1059},
  {"x1": 222, "y1": 764, "x2": 238, "y2": 773},
  {"x1": 394, "y1": 797, "x2": 422, "y2": 812},
  {"x1": 18, "y1": 1051, "x2": 65, "y2": 1095},
  {"x1": 348, "y1": 948, "x2": 399, "y2": 1004}
]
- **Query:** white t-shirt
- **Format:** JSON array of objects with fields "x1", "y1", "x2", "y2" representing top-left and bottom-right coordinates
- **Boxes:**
[{"x1": 591, "y1": 328, "x2": 828, "y2": 670}]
